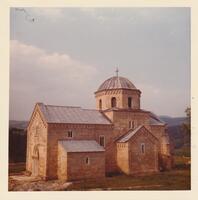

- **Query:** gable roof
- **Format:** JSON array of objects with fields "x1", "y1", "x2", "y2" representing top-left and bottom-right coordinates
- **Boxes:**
[
  {"x1": 118, "y1": 125, "x2": 158, "y2": 143},
  {"x1": 37, "y1": 103, "x2": 112, "y2": 125},
  {"x1": 58, "y1": 140, "x2": 105, "y2": 152},
  {"x1": 118, "y1": 125, "x2": 143, "y2": 143}
]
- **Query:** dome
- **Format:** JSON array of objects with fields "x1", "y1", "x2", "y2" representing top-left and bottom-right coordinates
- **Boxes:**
[{"x1": 96, "y1": 76, "x2": 137, "y2": 92}]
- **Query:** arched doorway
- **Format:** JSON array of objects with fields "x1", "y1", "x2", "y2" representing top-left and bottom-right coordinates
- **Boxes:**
[{"x1": 32, "y1": 145, "x2": 39, "y2": 177}]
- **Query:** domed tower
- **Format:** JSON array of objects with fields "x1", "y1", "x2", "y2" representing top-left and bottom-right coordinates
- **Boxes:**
[{"x1": 95, "y1": 75, "x2": 141, "y2": 111}]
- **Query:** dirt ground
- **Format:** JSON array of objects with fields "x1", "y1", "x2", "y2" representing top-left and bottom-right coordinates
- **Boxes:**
[{"x1": 9, "y1": 174, "x2": 72, "y2": 191}]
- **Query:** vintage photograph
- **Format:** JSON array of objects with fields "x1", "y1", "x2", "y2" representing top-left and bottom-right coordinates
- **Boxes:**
[{"x1": 9, "y1": 7, "x2": 190, "y2": 191}]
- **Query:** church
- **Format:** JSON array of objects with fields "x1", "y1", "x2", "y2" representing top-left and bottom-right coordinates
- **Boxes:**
[{"x1": 26, "y1": 74, "x2": 173, "y2": 181}]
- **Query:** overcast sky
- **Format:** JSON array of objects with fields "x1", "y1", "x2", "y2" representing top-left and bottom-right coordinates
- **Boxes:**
[{"x1": 10, "y1": 7, "x2": 190, "y2": 120}]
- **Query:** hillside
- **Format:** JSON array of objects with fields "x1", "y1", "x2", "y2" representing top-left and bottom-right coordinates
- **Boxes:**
[
  {"x1": 159, "y1": 116, "x2": 187, "y2": 127},
  {"x1": 9, "y1": 120, "x2": 28, "y2": 130},
  {"x1": 159, "y1": 116, "x2": 190, "y2": 157},
  {"x1": 9, "y1": 116, "x2": 187, "y2": 131}
]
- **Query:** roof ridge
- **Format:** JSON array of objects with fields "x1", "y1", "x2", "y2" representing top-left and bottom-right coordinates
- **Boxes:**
[
  {"x1": 45, "y1": 104, "x2": 81, "y2": 108},
  {"x1": 59, "y1": 139, "x2": 97, "y2": 142},
  {"x1": 81, "y1": 108, "x2": 99, "y2": 111},
  {"x1": 149, "y1": 111, "x2": 165, "y2": 124},
  {"x1": 118, "y1": 125, "x2": 143, "y2": 143}
]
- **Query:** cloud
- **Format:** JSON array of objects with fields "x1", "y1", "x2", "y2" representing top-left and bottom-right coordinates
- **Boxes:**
[
  {"x1": 79, "y1": 8, "x2": 110, "y2": 23},
  {"x1": 10, "y1": 40, "x2": 98, "y2": 120},
  {"x1": 29, "y1": 8, "x2": 64, "y2": 22},
  {"x1": 137, "y1": 82, "x2": 189, "y2": 117}
]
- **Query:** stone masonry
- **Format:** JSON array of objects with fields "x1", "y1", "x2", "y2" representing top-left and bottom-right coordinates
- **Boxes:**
[{"x1": 26, "y1": 75, "x2": 173, "y2": 181}]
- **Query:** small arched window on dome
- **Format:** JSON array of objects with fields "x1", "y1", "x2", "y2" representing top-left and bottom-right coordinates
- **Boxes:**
[
  {"x1": 128, "y1": 97, "x2": 132, "y2": 108},
  {"x1": 99, "y1": 99, "x2": 102, "y2": 110},
  {"x1": 111, "y1": 97, "x2": 117, "y2": 108}
]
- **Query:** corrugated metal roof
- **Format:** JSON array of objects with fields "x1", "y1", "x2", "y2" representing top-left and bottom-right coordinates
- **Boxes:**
[
  {"x1": 58, "y1": 140, "x2": 105, "y2": 152},
  {"x1": 96, "y1": 76, "x2": 137, "y2": 92},
  {"x1": 118, "y1": 125, "x2": 143, "y2": 143},
  {"x1": 38, "y1": 103, "x2": 111, "y2": 125}
]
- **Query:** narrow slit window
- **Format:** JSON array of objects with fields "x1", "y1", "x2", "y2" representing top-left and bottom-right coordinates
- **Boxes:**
[
  {"x1": 35, "y1": 126, "x2": 39, "y2": 137},
  {"x1": 85, "y1": 157, "x2": 90, "y2": 165},
  {"x1": 99, "y1": 99, "x2": 102, "y2": 110},
  {"x1": 99, "y1": 135, "x2": 105, "y2": 147},
  {"x1": 141, "y1": 143, "x2": 145, "y2": 154},
  {"x1": 128, "y1": 97, "x2": 132, "y2": 108}
]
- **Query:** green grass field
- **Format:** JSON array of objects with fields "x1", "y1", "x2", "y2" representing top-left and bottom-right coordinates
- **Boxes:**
[
  {"x1": 66, "y1": 169, "x2": 190, "y2": 190},
  {"x1": 66, "y1": 156, "x2": 190, "y2": 190},
  {"x1": 9, "y1": 156, "x2": 190, "y2": 191}
]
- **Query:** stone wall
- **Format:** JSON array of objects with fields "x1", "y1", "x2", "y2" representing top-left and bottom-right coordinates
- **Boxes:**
[
  {"x1": 104, "y1": 110, "x2": 150, "y2": 131},
  {"x1": 117, "y1": 127, "x2": 159, "y2": 175},
  {"x1": 57, "y1": 142, "x2": 67, "y2": 180},
  {"x1": 117, "y1": 143, "x2": 129, "y2": 174},
  {"x1": 159, "y1": 154, "x2": 172, "y2": 170},
  {"x1": 26, "y1": 106, "x2": 48, "y2": 179},
  {"x1": 148, "y1": 125, "x2": 165, "y2": 140},
  {"x1": 60, "y1": 152, "x2": 105, "y2": 181},
  {"x1": 46, "y1": 123, "x2": 113, "y2": 179},
  {"x1": 128, "y1": 128, "x2": 159, "y2": 174},
  {"x1": 95, "y1": 89, "x2": 141, "y2": 110}
]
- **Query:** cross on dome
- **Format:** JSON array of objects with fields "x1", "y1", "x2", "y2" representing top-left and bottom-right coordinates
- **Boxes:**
[{"x1": 115, "y1": 68, "x2": 119, "y2": 77}]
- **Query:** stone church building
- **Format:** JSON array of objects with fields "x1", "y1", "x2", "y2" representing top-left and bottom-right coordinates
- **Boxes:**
[{"x1": 26, "y1": 75, "x2": 173, "y2": 181}]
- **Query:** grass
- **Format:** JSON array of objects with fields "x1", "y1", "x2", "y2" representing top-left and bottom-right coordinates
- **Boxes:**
[
  {"x1": 67, "y1": 156, "x2": 190, "y2": 191},
  {"x1": 66, "y1": 168, "x2": 190, "y2": 190},
  {"x1": 174, "y1": 156, "x2": 190, "y2": 170},
  {"x1": 9, "y1": 156, "x2": 190, "y2": 191},
  {"x1": 174, "y1": 146, "x2": 190, "y2": 157}
]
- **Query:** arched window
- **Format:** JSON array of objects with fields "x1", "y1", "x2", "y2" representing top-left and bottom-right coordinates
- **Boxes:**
[
  {"x1": 111, "y1": 97, "x2": 117, "y2": 108},
  {"x1": 99, "y1": 99, "x2": 102, "y2": 110},
  {"x1": 67, "y1": 130, "x2": 73, "y2": 138},
  {"x1": 141, "y1": 143, "x2": 145, "y2": 154},
  {"x1": 128, "y1": 97, "x2": 132, "y2": 108}
]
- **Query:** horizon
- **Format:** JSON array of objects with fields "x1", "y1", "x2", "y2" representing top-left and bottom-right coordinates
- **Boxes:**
[{"x1": 10, "y1": 7, "x2": 190, "y2": 120}]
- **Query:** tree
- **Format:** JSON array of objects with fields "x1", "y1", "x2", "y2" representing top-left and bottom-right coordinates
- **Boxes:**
[{"x1": 181, "y1": 107, "x2": 191, "y2": 148}]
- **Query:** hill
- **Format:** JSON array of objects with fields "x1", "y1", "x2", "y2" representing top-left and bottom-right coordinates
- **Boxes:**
[
  {"x1": 159, "y1": 116, "x2": 187, "y2": 127},
  {"x1": 159, "y1": 116, "x2": 190, "y2": 157},
  {"x1": 9, "y1": 120, "x2": 28, "y2": 130}
]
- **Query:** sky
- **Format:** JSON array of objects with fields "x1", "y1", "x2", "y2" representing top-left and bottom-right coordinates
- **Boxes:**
[{"x1": 10, "y1": 7, "x2": 190, "y2": 120}]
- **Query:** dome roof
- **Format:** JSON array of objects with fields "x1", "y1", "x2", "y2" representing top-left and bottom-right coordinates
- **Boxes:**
[{"x1": 96, "y1": 76, "x2": 137, "y2": 92}]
